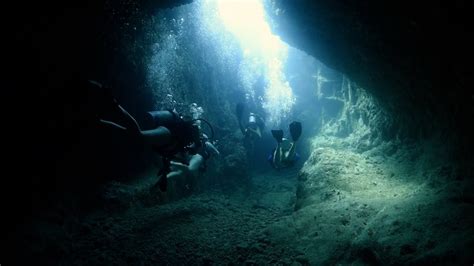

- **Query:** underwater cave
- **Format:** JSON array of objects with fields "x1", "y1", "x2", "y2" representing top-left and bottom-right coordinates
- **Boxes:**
[{"x1": 9, "y1": 0, "x2": 473, "y2": 265}]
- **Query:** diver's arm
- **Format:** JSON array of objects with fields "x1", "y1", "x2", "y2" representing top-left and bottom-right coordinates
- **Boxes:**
[
  {"x1": 167, "y1": 161, "x2": 189, "y2": 180},
  {"x1": 188, "y1": 154, "x2": 205, "y2": 177},
  {"x1": 167, "y1": 154, "x2": 203, "y2": 180},
  {"x1": 205, "y1": 142, "x2": 220, "y2": 156}
]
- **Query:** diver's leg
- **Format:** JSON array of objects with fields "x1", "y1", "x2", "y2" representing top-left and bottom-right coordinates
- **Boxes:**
[
  {"x1": 167, "y1": 169, "x2": 184, "y2": 180},
  {"x1": 271, "y1": 129, "x2": 284, "y2": 167},
  {"x1": 187, "y1": 154, "x2": 204, "y2": 178},
  {"x1": 284, "y1": 142, "x2": 296, "y2": 161},
  {"x1": 273, "y1": 143, "x2": 283, "y2": 167}
]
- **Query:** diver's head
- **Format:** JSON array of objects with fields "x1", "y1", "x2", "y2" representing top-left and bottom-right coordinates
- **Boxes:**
[{"x1": 181, "y1": 122, "x2": 202, "y2": 154}]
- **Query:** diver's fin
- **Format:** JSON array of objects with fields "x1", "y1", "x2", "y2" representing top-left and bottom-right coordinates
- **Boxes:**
[
  {"x1": 236, "y1": 103, "x2": 246, "y2": 134},
  {"x1": 236, "y1": 103, "x2": 245, "y2": 120},
  {"x1": 271, "y1": 129, "x2": 284, "y2": 143},
  {"x1": 289, "y1": 121, "x2": 302, "y2": 141}
]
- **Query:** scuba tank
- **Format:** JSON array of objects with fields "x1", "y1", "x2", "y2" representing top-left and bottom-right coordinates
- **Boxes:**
[
  {"x1": 248, "y1": 112, "x2": 257, "y2": 125},
  {"x1": 145, "y1": 110, "x2": 179, "y2": 129}
]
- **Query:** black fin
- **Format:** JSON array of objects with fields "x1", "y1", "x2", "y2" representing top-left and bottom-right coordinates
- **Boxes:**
[
  {"x1": 271, "y1": 129, "x2": 284, "y2": 143},
  {"x1": 289, "y1": 121, "x2": 302, "y2": 141}
]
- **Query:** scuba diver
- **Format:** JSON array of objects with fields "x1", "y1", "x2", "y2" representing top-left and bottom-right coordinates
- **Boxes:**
[
  {"x1": 85, "y1": 79, "x2": 215, "y2": 192},
  {"x1": 235, "y1": 102, "x2": 265, "y2": 146},
  {"x1": 269, "y1": 121, "x2": 302, "y2": 169}
]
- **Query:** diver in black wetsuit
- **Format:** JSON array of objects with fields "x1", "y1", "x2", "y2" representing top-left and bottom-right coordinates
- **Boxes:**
[
  {"x1": 83, "y1": 79, "x2": 214, "y2": 191},
  {"x1": 235, "y1": 102, "x2": 265, "y2": 149}
]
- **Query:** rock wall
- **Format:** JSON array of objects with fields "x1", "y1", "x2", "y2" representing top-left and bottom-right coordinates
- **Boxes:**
[
  {"x1": 268, "y1": 0, "x2": 473, "y2": 149},
  {"x1": 264, "y1": 2, "x2": 474, "y2": 264}
]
